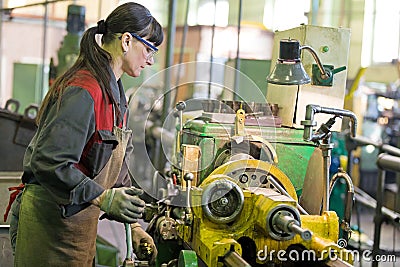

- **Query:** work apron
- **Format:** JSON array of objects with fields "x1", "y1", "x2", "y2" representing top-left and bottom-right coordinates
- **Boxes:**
[{"x1": 14, "y1": 124, "x2": 132, "y2": 267}]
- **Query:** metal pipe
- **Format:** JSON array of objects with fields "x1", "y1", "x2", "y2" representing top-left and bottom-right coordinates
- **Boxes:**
[
  {"x1": 372, "y1": 168, "x2": 385, "y2": 267},
  {"x1": 301, "y1": 45, "x2": 329, "y2": 80},
  {"x1": 350, "y1": 135, "x2": 400, "y2": 157},
  {"x1": 329, "y1": 168, "x2": 355, "y2": 241},
  {"x1": 377, "y1": 153, "x2": 400, "y2": 172},
  {"x1": 355, "y1": 186, "x2": 400, "y2": 226},
  {"x1": 321, "y1": 137, "x2": 333, "y2": 212},
  {"x1": 302, "y1": 104, "x2": 357, "y2": 214},
  {"x1": 222, "y1": 251, "x2": 251, "y2": 267},
  {"x1": 303, "y1": 104, "x2": 358, "y2": 142}
]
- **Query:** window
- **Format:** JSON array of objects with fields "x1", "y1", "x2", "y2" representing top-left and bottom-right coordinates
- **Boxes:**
[
  {"x1": 362, "y1": 0, "x2": 400, "y2": 65},
  {"x1": 197, "y1": 0, "x2": 229, "y2": 27},
  {"x1": 263, "y1": 0, "x2": 309, "y2": 31}
]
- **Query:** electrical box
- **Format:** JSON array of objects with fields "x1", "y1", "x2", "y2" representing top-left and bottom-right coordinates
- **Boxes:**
[{"x1": 266, "y1": 25, "x2": 351, "y2": 130}]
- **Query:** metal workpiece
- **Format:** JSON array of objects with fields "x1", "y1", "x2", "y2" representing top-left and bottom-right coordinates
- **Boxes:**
[
  {"x1": 272, "y1": 211, "x2": 313, "y2": 241},
  {"x1": 222, "y1": 251, "x2": 251, "y2": 267},
  {"x1": 158, "y1": 216, "x2": 178, "y2": 240}
]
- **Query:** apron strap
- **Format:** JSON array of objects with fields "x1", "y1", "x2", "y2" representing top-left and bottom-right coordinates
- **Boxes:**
[{"x1": 3, "y1": 183, "x2": 25, "y2": 222}]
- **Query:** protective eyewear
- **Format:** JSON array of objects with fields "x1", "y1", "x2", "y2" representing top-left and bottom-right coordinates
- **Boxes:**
[{"x1": 129, "y1": 32, "x2": 158, "y2": 60}]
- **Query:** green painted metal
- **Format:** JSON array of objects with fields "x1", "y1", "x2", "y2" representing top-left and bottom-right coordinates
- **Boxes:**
[
  {"x1": 56, "y1": 5, "x2": 85, "y2": 77},
  {"x1": 181, "y1": 119, "x2": 316, "y2": 196},
  {"x1": 56, "y1": 33, "x2": 81, "y2": 76},
  {"x1": 12, "y1": 63, "x2": 45, "y2": 111},
  {"x1": 226, "y1": 59, "x2": 271, "y2": 102},
  {"x1": 178, "y1": 250, "x2": 198, "y2": 267}
]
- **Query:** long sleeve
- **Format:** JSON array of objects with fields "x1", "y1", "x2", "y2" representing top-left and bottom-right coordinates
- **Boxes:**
[{"x1": 24, "y1": 86, "x2": 104, "y2": 205}]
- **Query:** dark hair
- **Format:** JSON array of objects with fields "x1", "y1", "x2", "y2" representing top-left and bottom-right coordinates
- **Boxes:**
[{"x1": 37, "y1": 2, "x2": 164, "y2": 123}]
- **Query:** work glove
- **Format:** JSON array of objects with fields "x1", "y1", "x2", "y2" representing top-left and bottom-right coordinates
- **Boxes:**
[
  {"x1": 91, "y1": 187, "x2": 145, "y2": 223},
  {"x1": 131, "y1": 222, "x2": 158, "y2": 264}
]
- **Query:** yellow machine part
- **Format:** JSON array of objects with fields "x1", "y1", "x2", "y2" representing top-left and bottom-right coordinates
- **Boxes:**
[{"x1": 177, "y1": 159, "x2": 353, "y2": 266}]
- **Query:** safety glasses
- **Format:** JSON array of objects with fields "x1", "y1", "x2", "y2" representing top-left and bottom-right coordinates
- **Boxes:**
[{"x1": 129, "y1": 32, "x2": 158, "y2": 60}]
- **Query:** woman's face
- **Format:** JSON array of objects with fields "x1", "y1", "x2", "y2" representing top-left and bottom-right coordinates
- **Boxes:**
[{"x1": 122, "y1": 34, "x2": 156, "y2": 77}]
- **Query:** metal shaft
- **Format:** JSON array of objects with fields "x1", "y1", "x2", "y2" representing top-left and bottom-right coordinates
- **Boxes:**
[
  {"x1": 223, "y1": 251, "x2": 251, "y2": 267},
  {"x1": 289, "y1": 223, "x2": 313, "y2": 241},
  {"x1": 275, "y1": 214, "x2": 313, "y2": 241}
]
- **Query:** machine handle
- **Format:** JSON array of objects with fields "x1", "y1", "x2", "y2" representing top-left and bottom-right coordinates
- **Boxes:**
[{"x1": 332, "y1": 65, "x2": 347, "y2": 75}]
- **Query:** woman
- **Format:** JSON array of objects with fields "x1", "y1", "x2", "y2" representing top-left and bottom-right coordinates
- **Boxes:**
[{"x1": 14, "y1": 2, "x2": 163, "y2": 266}]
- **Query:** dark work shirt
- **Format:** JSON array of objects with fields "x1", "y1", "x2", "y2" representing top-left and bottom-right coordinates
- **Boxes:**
[{"x1": 23, "y1": 70, "x2": 132, "y2": 206}]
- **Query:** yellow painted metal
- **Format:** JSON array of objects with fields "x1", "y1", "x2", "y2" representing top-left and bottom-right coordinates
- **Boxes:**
[
  {"x1": 234, "y1": 108, "x2": 245, "y2": 136},
  {"x1": 177, "y1": 160, "x2": 353, "y2": 266},
  {"x1": 345, "y1": 67, "x2": 367, "y2": 102}
]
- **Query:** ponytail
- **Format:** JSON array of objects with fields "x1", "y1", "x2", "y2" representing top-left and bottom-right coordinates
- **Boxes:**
[
  {"x1": 37, "y1": 2, "x2": 163, "y2": 124},
  {"x1": 37, "y1": 26, "x2": 118, "y2": 123}
]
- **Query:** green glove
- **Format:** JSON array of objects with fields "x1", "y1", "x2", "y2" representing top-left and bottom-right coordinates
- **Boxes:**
[
  {"x1": 131, "y1": 223, "x2": 158, "y2": 263},
  {"x1": 92, "y1": 187, "x2": 145, "y2": 223}
]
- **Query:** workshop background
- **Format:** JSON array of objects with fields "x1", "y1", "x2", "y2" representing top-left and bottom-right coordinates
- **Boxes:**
[{"x1": 1, "y1": 0, "x2": 400, "y2": 267}]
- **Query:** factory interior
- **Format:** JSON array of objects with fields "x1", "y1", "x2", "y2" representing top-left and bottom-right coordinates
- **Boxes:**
[{"x1": 1, "y1": 0, "x2": 400, "y2": 266}]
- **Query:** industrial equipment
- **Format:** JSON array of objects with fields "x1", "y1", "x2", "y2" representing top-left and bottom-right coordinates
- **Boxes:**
[
  {"x1": 132, "y1": 99, "x2": 357, "y2": 267},
  {"x1": 122, "y1": 24, "x2": 360, "y2": 267}
]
